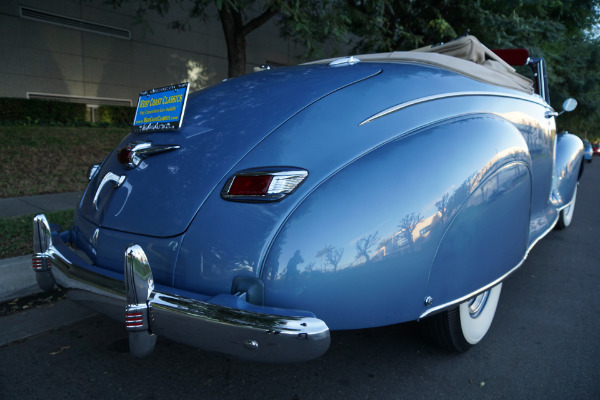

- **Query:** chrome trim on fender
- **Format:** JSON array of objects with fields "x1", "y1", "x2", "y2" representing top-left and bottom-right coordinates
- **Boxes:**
[
  {"x1": 31, "y1": 215, "x2": 330, "y2": 363},
  {"x1": 359, "y1": 91, "x2": 550, "y2": 126}
]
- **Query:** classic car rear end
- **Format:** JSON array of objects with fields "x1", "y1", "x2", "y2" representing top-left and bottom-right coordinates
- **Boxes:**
[{"x1": 32, "y1": 35, "x2": 583, "y2": 361}]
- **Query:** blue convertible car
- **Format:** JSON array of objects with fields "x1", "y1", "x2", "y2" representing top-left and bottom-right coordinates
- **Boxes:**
[{"x1": 32, "y1": 35, "x2": 582, "y2": 362}]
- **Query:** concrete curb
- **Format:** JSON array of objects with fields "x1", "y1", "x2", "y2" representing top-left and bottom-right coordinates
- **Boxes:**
[
  {"x1": 0, "y1": 192, "x2": 95, "y2": 344},
  {"x1": 0, "y1": 299, "x2": 97, "y2": 347},
  {"x1": 0, "y1": 255, "x2": 40, "y2": 303}
]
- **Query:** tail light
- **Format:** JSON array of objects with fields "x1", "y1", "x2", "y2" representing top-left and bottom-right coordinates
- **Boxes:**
[
  {"x1": 125, "y1": 310, "x2": 145, "y2": 329},
  {"x1": 32, "y1": 254, "x2": 51, "y2": 271},
  {"x1": 221, "y1": 168, "x2": 308, "y2": 202}
]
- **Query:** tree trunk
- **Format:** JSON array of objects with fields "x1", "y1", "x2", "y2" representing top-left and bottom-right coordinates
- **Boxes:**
[
  {"x1": 218, "y1": 4, "x2": 278, "y2": 78},
  {"x1": 218, "y1": 5, "x2": 246, "y2": 78}
]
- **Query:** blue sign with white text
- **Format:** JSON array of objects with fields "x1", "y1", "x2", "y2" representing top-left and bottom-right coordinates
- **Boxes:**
[{"x1": 133, "y1": 82, "x2": 189, "y2": 132}]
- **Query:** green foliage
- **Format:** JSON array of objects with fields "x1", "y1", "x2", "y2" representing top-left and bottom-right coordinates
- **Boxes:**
[
  {"x1": 106, "y1": 0, "x2": 352, "y2": 75},
  {"x1": 343, "y1": 0, "x2": 600, "y2": 142},
  {"x1": 0, "y1": 126, "x2": 128, "y2": 198},
  {"x1": 0, "y1": 98, "x2": 135, "y2": 127},
  {"x1": 106, "y1": 0, "x2": 600, "y2": 137},
  {"x1": 97, "y1": 105, "x2": 136, "y2": 125},
  {"x1": 0, "y1": 98, "x2": 86, "y2": 125},
  {"x1": 0, "y1": 209, "x2": 75, "y2": 259}
]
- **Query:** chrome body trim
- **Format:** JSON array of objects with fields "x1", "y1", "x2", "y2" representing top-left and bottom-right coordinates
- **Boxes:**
[
  {"x1": 118, "y1": 141, "x2": 181, "y2": 169},
  {"x1": 329, "y1": 56, "x2": 361, "y2": 66},
  {"x1": 87, "y1": 163, "x2": 101, "y2": 181},
  {"x1": 359, "y1": 91, "x2": 549, "y2": 126},
  {"x1": 32, "y1": 215, "x2": 330, "y2": 363},
  {"x1": 92, "y1": 172, "x2": 126, "y2": 210},
  {"x1": 221, "y1": 168, "x2": 309, "y2": 202}
]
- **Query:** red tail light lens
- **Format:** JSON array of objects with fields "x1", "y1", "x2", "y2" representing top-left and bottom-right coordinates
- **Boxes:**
[
  {"x1": 222, "y1": 168, "x2": 308, "y2": 202},
  {"x1": 125, "y1": 310, "x2": 144, "y2": 329},
  {"x1": 229, "y1": 175, "x2": 274, "y2": 196},
  {"x1": 117, "y1": 145, "x2": 134, "y2": 165},
  {"x1": 32, "y1": 254, "x2": 51, "y2": 271}
]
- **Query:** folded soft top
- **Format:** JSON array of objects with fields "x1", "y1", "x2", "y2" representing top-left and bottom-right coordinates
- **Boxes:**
[{"x1": 309, "y1": 35, "x2": 534, "y2": 95}]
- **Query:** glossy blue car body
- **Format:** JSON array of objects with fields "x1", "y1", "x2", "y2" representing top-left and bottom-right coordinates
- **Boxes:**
[
  {"x1": 33, "y1": 36, "x2": 583, "y2": 361},
  {"x1": 583, "y1": 139, "x2": 593, "y2": 162}
]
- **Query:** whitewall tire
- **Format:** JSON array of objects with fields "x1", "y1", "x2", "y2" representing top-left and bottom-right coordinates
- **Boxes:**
[
  {"x1": 556, "y1": 184, "x2": 577, "y2": 230},
  {"x1": 458, "y1": 283, "x2": 502, "y2": 345},
  {"x1": 421, "y1": 282, "x2": 503, "y2": 352}
]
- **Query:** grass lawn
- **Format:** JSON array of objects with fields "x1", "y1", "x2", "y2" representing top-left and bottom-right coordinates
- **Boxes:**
[
  {"x1": 0, "y1": 209, "x2": 75, "y2": 258},
  {"x1": 0, "y1": 125, "x2": 129, "y2": 257},
  {"x1": 0, "y1": 125, "x2": 128, "y2": 198}
]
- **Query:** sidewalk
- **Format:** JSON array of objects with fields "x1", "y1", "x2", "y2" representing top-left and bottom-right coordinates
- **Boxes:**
[
  {"x1": 0, "y1": 191, "x2": 82, "y2": 218},
  {"x1": 0, "y1": 192, "x2": 95, "y2": 346}
]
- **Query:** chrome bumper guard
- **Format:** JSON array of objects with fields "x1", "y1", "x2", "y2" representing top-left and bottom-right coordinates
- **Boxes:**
[{"x1": 33, "y1": 214, "x2": 330, "y2": 363}]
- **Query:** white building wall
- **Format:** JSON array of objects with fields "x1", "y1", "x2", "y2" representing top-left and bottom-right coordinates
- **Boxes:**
[{"x1": 0, "y1": 0, "x2": 306, "y2": 106}]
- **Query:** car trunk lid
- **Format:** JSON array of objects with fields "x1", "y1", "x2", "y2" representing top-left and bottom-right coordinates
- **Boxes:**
[{"x1": 79, "y1": 64, "x2": 382, "y2": 237}]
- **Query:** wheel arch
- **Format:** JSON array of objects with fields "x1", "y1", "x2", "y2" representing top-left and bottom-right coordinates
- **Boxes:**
[{"x1": 554, "y1": 132, "x2": 584, "y2": 208}]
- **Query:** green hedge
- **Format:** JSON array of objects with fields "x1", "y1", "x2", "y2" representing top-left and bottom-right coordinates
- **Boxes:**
[
  {"x1": 97, "y1": 105, "x2": 135, "y2": 125},
  {"x1": 0, "y1": 98, "x2": 135, "y2": 126},
  {"x1": 0, "y1": 98, "x2": 86, "y2": 123}
]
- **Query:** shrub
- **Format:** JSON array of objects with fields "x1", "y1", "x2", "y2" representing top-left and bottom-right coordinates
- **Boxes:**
[
  {"x1": 0, "y1": 98, "x2": 136, "y2": 127},
  {"x1": 98, "y1": 105, "x2": 136, "y2": 125},
  {"x1": 0, "y1": 98, "x2": 87, "y2": 124}
]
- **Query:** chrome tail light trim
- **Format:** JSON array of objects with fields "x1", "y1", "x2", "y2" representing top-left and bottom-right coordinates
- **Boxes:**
[
  {"x1": 32, "y1": 215, "x2": 55, "y2": 291},
  {"x1": 221, "y1": 168, "x2": 309, "y2": 202},
  {"x1": 124, "y1": 244, "x2": 157, "y2": 358}
]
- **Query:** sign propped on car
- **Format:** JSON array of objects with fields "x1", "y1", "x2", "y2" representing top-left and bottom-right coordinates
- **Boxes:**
[{"x1": 133, "y1": 82, "x2": 189, "y2": 133}]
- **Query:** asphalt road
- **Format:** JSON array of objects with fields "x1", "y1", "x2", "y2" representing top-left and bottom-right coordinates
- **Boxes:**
[{"x1": 1, "y1": 160, "x2": 598, "y2": 400}]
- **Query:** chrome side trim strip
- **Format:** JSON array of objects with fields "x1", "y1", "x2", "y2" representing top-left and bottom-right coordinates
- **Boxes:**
[
  {"x1": 419, "y1": 258, "x2": 526, "y2": 319},
  {"x1": 360, "y1": 91, "x2": 549, "y2": 126}
]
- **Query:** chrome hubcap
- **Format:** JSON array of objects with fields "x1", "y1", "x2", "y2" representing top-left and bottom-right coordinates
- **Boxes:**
[{"x1": 467, "y1": 290, "x2": 490, "y2": 318}]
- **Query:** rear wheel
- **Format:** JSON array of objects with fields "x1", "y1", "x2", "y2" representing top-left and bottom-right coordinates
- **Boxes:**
[
  {"x1": 556, "y1": 184, "x2": 577, "y2": 230},
  {"x1": 421, "y1": 283, "x2": 502, "y2": 352}
]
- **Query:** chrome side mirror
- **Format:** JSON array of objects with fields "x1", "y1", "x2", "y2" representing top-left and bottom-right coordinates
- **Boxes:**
[{"x1": 562, "y1": 98, "x2": 577, "y2": 113}]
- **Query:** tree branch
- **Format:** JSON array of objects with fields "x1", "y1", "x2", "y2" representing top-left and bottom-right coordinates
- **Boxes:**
[{"x1": 242, "y1": 6, "x2": 278, "y2": 36}]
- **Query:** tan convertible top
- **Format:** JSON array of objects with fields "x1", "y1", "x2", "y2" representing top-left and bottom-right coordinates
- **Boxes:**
[{"x1": 308, "y1": 35, "x2": 534, "y2": 94}]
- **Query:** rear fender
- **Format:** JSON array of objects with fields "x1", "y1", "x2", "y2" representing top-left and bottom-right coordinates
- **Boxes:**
[
  {"x1": 422, "y1": 161, "x2": 531, "y2": 317},
  {"x1": 552, "y1": 132, "x2": 584, "y2": 207},
  {"x1": 261, "y1": 114, "x2": 531, "y2": 330}
]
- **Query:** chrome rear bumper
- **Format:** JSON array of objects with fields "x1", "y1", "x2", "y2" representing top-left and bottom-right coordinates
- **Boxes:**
[{"x1": 32, "y1": 214, "x2": 330, "y2": 363}]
